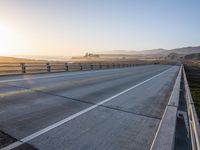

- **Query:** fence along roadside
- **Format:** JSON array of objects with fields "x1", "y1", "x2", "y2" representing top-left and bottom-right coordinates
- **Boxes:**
[{"x1": 0, "y1": 62, "x2": 145, "y2": 75}]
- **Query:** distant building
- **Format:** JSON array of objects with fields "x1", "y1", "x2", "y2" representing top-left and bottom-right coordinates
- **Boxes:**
[
  {"x1": 84, "y1": 53, "x2": 100, "y2": 58},
  {"x1": 122, "y1": 56, "x2": 126, "y2": 60}
]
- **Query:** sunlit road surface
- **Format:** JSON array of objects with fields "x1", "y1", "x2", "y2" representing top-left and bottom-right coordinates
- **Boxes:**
[{"x1": 0, "y1": 65, "x2": 179, "y2": 150}]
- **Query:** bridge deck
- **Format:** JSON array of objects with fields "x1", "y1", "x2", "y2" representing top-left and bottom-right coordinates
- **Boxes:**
[{"x1": 0, "y1": 65, "x2": 179, "y2": 150}]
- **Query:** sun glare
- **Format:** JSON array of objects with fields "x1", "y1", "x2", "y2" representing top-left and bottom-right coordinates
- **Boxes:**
[{"x1": 0, "y1": 25, "x2": 25, "y2": 55}]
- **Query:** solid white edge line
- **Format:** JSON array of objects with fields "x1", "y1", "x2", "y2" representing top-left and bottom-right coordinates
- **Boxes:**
[
  {"x1": 0, "y1": 66, "x2": 175, "y2": 150},
  {"x1": 149, "y1": 65, "x2": 182, "y2": 150}
]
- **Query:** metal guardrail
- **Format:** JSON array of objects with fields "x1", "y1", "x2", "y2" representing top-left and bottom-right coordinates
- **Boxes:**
[
  {"x1": 183, "y1": 66, "x2": 200, "y2": 150},
  {"x1": 0, "y1": 62, "x2": 147, "y2": 75}
]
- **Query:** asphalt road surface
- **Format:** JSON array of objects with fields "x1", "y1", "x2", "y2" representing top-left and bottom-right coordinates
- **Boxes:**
[{"x1": 0, "y1": 65, "x2": 180, "y2": 150}]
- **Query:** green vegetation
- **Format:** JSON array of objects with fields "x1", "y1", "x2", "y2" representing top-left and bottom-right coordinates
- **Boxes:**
[
  {"x1": 184, "y1": 62, "x2": 200, "y2": 121},
  {"x1": 191, "y1": 88, "x2": 200, "y2": 121}
]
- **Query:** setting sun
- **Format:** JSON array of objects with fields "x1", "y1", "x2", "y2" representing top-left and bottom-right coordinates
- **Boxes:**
[{"x1": 0, "y1": 25, "x2": 25, "y2": 55}]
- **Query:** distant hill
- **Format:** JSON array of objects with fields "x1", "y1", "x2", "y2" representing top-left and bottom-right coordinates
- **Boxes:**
[
  {"x1": 101, "y1": 48, "x2": 166, "y2": 55},
  {"x1": 0, "y1": 56, "x2": 42, "y2": 63},
  {"x1": 102, "y1": 50, "x2": 138, "y2": 55},
  {"x1": 168, "y1": 46, "x2": 200, "y2": 55},
  {"x1": 101, "y1": 46, "x2": 200, "y2": 55},
  {"x1": 139, "y1": 48, "x2": 166, "y2": 54}
]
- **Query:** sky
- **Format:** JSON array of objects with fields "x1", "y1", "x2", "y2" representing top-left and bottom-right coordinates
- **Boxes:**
[{"x1": 0, "y1": 0, "x2": 200, "y2": 56}]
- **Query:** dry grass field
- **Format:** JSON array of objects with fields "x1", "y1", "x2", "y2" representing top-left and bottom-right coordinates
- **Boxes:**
[
  {"x1": 0, "y1": 56, "x2": 48, "y2": 74},
  {"x1": 0, "y1": 56, "x2": 35, "y2": 63}
]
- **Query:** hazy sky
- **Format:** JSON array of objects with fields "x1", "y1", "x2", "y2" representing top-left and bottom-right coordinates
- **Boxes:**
[{"x1": 0, "y1": 0, "x2": 200, "y2": 56}]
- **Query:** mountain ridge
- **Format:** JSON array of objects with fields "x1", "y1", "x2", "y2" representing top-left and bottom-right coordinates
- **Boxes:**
[{"x1": 101, "y1": 46, "x2": 200, "y2": 55}]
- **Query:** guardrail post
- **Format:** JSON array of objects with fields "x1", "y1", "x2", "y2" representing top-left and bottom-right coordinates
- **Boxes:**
[
  {"x1": 80, "y1": 63, "x2": 83, "y2": 70},
  {"x1": 91, "y1": 64, "x2": 93, "y2": 70},
  {"x1": 99, "y1": 63, "x2": 102, "y2": 69},
  {"x1": 65, "y1": 63, "x2": 68, "y2": 71},
  {"x1": 107, "y1": 64, "x2": 109, "y2": 69},
  {"x1": 20, "y1": 63, "x2": 26, "y2": 74},
  {"x1": 47, "y1": 63, "x2": 51, "y2": 72}
]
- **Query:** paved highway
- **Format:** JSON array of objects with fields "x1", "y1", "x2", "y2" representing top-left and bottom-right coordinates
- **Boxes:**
[{"x1": 0, "y1": 65, "x2": 180, "y2": 150}]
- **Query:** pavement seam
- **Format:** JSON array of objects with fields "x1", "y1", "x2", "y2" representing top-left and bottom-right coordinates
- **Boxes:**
[
  {"x1": 100, "y1": 105, "x2": 161, "y2": 120},
  {"x1": 0, "y1": 68, "x2": 161, "y2": 98},
  {"x1": 0, "y1": 66, "x2": 170, "y2": 108},
  {"x1": 2, "y1": 81, "x2": 164, "y2": 121},
  {"x1": 0, "y1": 83, "x2": 96, "y2": 106}
]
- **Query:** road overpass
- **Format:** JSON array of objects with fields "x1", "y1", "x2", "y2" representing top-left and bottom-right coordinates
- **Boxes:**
[{"x1": 0, "y1": 64, "x2": 199, "y2": 150}]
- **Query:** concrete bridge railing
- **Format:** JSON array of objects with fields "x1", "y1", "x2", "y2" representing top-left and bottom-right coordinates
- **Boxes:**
[{"x1": 0, "y1": 62, "x2": 151, "y2": 75}]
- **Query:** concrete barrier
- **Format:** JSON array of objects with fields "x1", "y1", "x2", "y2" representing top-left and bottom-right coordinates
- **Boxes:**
[
  {"x1": 0, "y1": 62, "x2": 154, "y2": 75},
  {"x1": 151, "y1": 65, "x2": 182, "y2": 150}
]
